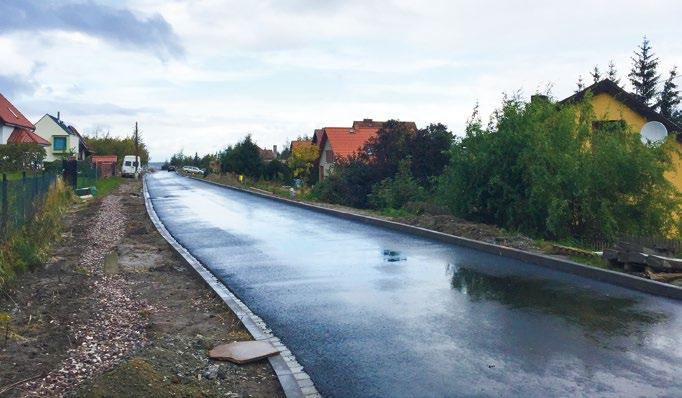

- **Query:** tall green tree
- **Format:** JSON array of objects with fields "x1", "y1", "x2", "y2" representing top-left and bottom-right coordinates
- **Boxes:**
[
  {"x1": 629, "y1": 37, "x2": 660, "y2": 105},
  {"x1": 219, "y1": 135, "x2": 263, "y2": 177},
  {"x1": 575, "y1": 75, "x2": 585, "y2": 92},
  {"x1": 590, "y1": 65, "x2": 601, "y2": 84},
  {"x1": 607, "y1": 60, "x2": 620, "y2": 85},
  {"x1": 658, "y1": 67, "x2": 680, "y2": 120}
]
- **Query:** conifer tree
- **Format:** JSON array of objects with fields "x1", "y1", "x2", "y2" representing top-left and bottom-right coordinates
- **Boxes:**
[
  {"x1": 575, "y1": 75, "x2": 585, "y2": 93},
  {"x1": 590, "y1": 65, "x2": 601, "y2": 83},
  {"x1": 607, "y1": 60, "x2": 620, "y2": 85},
  {"x1": 629, "y1": 37, "x2": 660, "y2": 105},
  {"x1": 658, "y1": 67, "x2": 680, "y2": 120}
]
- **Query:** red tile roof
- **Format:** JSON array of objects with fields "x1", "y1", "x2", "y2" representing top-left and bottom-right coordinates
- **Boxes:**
[
  {"x1": 320, "y1": 126, "x2": 381, "y2": 158},
  {"x1": 259, "y1": 147, "x2": 276, "y2": 161},
  {"x1": 0, "y1": 93, "x2": 34, "y2": 129},
  {"x1": 7, "y1": 127, "x2": 50, "y2": 146},
  {"x1": 352, "y1": 118, "x2": 417, "y2": 131},
  {"x1": 91, "y1": 155, "x2": 118, "y2": 163}
]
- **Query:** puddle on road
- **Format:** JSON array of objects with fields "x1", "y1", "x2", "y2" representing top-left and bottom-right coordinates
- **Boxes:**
[{"x1": 446, "y1": 264, "x2": 668, "y2": 337}]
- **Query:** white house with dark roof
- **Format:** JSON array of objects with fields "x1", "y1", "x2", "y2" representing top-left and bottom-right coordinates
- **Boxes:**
[{"x1": 34, "y1": 113, "x2": 91, "y2": 161}]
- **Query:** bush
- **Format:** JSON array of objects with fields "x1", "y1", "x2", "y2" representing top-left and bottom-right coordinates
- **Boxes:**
[
  {"x1": 0, "y1": 178, "x2": 73, "y2": 286},
  {"x1": 368, "y1": 160, "x2": 426, "y2": 210},
  {"x1": 436, "y1": 94, "x2": 680, "y2": 241},
  {"x1": 0, "y1": 143, "x2": 46, "y2": 172},
  {"x1": 311, "y1": 156, "x2": 378, "y2": 208}
]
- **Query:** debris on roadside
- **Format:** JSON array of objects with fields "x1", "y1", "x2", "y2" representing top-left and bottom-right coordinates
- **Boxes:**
[{"x1": 209, "y1": 341, "x2": 280, "y2": 364}]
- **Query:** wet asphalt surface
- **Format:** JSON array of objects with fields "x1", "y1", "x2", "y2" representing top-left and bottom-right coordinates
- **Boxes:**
[{"x1": 146, "y1": 172, "x2": 682, "y2": 398}]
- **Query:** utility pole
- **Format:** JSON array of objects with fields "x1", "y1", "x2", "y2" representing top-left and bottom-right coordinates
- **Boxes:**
[{"x1": 134, "y1": 121, "x2": 140, "y2": 179}]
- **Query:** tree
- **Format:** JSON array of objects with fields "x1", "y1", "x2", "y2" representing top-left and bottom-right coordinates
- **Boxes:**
[
  {"x1": 263, "y1": 159, "x2": 291, "y2": 181},
  {"x1": 219, "y1": 135, "x2": 263, "y2": 177},
  {"x1": 84, "y1": 131, "x2": 150, "y2": 165},
  {"x1": 575, "y1": 75, "x2": 585, "y2": 93},
  {"x1": 436, "y1": 94, "x2": 679, "y2": 241},
  {"x1": 658, "y1": 67, "x2": 680, "y2": 119},
  {"x1": 629, "y1": 37, "x2": 660, "y2": 106},
  {"x1": 287, "y1": 143, "x2": 319, "y2": 183},
  {"x1": 607, "y1": 60, "x2": 620, "y2": 85},
  {"x1": 590, "y1": 65, "x2": 601, "y2": 84},
  {"x1": 408, "y1": 123, "x2": 453, "y2": 187},
  {"x1": 0, "y1": 143, "x2": 46, "y2": 172}
]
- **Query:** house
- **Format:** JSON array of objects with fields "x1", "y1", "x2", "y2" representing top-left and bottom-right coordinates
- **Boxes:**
[
  {"x1": 560, "y1": 79, "x2": 682, "y2": 191},
  {"x1": 34, "y1": 113, "x2": 91, "y2": 161},
  {"x1": 0, "y1": 93, "x2": 50, "y2": 147},
  {"x1": 311, "y1": 119, "x2": 417, "y2": 181},
  {"x1": 259, "y1": 145, "x2": 278, "y2": 162}
]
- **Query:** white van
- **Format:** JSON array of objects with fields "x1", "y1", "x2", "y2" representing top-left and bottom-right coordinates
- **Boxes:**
[{"x1": 122, "y1": 155, "x2": 141, "y2": 177}]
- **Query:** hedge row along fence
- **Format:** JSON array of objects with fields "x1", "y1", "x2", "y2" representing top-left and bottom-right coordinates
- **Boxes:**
[
  {"x1": 1, "y1": 171, "x2": 59, "y2": 242},
  {"x1": 0, "y1": 174, "x2": 72, "y2": 286}
]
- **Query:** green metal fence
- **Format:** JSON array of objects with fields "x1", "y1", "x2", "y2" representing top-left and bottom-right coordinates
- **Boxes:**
[
  {"x1": 77, "y1": 160, "x2": 98, "y2": 190},
  {"x1": 0, "y1": 171, "x2": 58, "y2": 242}
]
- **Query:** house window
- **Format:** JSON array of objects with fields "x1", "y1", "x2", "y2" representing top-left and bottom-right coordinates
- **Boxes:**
[
  {"x1": 325, "y1": 150, "x2": 334, "y2": 163},
  {"x1": 53, "y1": 136, "x2": 67, "y2": 151},
  {"x1": 592, "y1": 120, "x2": 627, "y2": 131}
]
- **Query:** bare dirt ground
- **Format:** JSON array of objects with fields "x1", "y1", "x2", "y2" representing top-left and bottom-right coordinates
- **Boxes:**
[{"x1": 0, "y1": 179, "x2": 283, "y2": 398}]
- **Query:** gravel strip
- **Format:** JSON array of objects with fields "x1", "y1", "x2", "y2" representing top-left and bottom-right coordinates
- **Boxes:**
[{"x1": 24, "y1": 189, "x2": 152, "y2": 397}]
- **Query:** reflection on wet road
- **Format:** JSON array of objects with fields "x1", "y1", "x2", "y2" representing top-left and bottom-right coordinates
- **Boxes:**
[{"x1": 146, "y1": 173, "x2": 682, "y2": 397}]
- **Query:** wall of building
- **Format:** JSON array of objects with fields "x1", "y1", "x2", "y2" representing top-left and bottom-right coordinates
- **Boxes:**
[
  {"x1": 34, "y1": 116, "x2": 77, "y2": 162},
  {"x1": 0, "y1": 125, "x2": 14, "y2": 145},
  {"x1": 318, "y1": 140, "x2": 334, "y2": 181},
  {"x1": 591, "y1": 93, "x2": 682, "y2": 193},
  {"x1": 591, "y1": 93, "x2": 648, "y2": 131}
]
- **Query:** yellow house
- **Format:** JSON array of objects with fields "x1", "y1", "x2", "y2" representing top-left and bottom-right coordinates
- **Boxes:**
[{"x1": 561, "y1": 79, "x2": 682, "y2": 191}]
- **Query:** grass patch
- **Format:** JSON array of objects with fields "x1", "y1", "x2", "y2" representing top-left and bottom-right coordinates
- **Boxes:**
[{"x1": 94, "y1": 177, "x2": 123, "y2": 197}]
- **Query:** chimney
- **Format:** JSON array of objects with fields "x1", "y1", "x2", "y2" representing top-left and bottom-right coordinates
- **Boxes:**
[
  {"x1": 530, "y1": 95, "x2": 549, "y2": 104},
  {"x1": 273, "y1": 145, "x2": 277, "y2": 155},
  {"x1": 57, "y1": 111, "x2": 60, "y2": 121},
  {"x1": 363, "y1": 118, "x2": 372, "y2": 123}
]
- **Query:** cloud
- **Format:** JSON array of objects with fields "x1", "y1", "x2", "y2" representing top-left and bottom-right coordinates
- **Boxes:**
[
  {"x1": 0, "y1": 0, "x2": 183, "y2": 60},
  {"x1": 0, "y1": 74, "x2": 37, "y2": 97}
]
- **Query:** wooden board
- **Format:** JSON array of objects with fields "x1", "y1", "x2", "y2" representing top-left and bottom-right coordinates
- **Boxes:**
[{"x1": 209, "y1": 341, "x2": 279, "y2": 364}]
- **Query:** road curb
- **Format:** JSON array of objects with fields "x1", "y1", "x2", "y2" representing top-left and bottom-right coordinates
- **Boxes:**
[
  {"x1": 143, "y1": 176, "x2": 320, "y2": 398},
  {"x1": 191, "y1": 176, "x2": 682, "y2": 301}
]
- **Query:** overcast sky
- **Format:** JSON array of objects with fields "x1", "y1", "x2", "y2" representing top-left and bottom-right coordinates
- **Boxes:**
[{"x1": 1, "y1": 0, "x2": 681, "y2": 161}]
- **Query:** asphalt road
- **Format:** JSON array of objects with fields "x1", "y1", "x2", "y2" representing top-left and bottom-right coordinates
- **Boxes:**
[{"x1": 146, "y1": 172, "x2": 682, "y2": 398}]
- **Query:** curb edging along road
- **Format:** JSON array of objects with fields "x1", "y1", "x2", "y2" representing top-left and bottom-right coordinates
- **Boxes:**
[
  {"x1": 190, "y1": 175, "x2": 682, "y2": 301},
  {"x1": 143, "y1": 176, "x2": 320, "y2": 398}
]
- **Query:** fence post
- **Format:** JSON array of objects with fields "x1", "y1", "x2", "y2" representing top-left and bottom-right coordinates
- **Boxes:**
[
  {"x1": 21, "y1": 171, "x2": 27, "y2": 224},
  {"x1": 1, "y1": 174, "x2": 7, "y2": 240}
]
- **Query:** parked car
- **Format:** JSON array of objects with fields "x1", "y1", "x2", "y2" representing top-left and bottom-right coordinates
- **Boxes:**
[
  {"x1": 121, "y1": 155, "x2": 141, "y2": 177},
  {"x1": 168, "y1": 165, "x2": 176, "y2": 172},
  {"x1": 182, "y1": 165, "x2": 204, "y2": 175}
]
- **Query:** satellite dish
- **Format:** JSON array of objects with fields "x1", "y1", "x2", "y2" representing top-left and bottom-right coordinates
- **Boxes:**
[{"x1": 640, "y1": 121, "x2": 668, "y2": 144}]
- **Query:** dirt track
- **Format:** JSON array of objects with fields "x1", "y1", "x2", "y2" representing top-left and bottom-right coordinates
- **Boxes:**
[{"x1": 0, "y1": 179, "x2": 283, "y2": 397}]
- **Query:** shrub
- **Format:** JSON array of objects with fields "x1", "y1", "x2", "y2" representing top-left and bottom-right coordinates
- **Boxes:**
[
  {"x1": 436, "y1": 94, "x2": 680, "y2": 241},
  {"x1": 0, "y1": 178, "x2": 73, "y2": 286},
  {"x1": 0, "y1": 143, "x2": 46, "y2": 172},
  {"x1": 368, "y1": 160, "x2": 426, "y2": 210}
]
